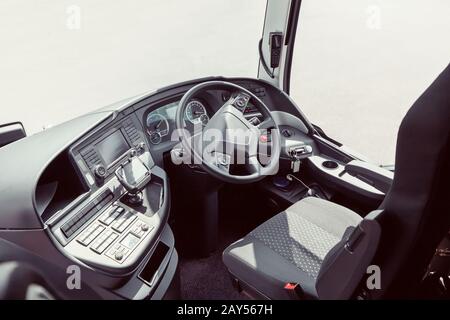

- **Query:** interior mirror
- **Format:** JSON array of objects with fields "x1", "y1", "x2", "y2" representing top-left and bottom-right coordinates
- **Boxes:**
[{"x1": 0, "y1": 122, "x2": 26, "y2": 148}]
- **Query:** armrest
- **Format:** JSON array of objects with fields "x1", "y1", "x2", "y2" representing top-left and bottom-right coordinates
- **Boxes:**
[{"x1": 345, "y1": 160, "x2": 394, "y2": 193}]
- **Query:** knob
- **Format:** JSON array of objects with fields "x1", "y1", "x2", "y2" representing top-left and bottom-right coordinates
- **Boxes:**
[
  {"x1": 137, "y1": 142, "x2": 145, "y2": 151},
  {"x1": 130, "y1": 148, "x2": 138, "y2": 157},
  {"x1": 115, "y1": 252, "x2": 124, "y2": 261},
  {"x1": 141, "y1": 224, "x2": 149, "y2": 232},
  {"x1": 94, "y1": 164, "x2": 107, "y2": 179}
]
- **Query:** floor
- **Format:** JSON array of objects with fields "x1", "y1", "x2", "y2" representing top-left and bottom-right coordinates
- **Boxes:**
[
  {"x1": 178, "y1": 218, "x2": 249, "y2": 300},
  {"x1": 176, "y1": 184, "x2": 274, "y2": 300},
  {"x1": 179, "y1": 248, "x2": 245, "y2": 300}
]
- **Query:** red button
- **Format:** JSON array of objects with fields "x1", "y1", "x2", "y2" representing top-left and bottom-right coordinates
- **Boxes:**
[
  {"x1": 284, "y1": 282, "x2": 298, "y2": 290},
  {"x1": 259, "y1": 134, "x2": 268, "y2": 143}
]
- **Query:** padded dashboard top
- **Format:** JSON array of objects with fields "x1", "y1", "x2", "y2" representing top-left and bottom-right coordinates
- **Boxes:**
[{"x1": 0, "y1": 112, "x2": 114, "y2": 229}]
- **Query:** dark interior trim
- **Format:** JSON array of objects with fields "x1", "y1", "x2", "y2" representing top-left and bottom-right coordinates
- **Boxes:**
[{"x1": 282, "y1": 0, "x2": 302, "y2": 94}]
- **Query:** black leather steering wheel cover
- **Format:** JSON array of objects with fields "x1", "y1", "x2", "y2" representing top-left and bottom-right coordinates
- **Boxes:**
[{"x1": 175, "y1": 81, "x2": 281, "y2": 184}]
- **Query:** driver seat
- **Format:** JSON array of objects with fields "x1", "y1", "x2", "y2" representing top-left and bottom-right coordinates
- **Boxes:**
[{"x1": 223, "y1": 63, "x2": 450, "y2": 299}]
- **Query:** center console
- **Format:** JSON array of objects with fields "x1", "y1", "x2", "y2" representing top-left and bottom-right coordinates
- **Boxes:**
[{"x1": 47, "y1": 113, "x2": 172, "y2": 279}]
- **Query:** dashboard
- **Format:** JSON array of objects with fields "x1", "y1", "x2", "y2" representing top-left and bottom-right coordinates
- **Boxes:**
[{"x1": 0, "y1": 76, "x2": 314, "y2": 299}]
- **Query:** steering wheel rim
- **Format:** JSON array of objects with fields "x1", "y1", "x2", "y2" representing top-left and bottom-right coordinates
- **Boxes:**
[{"x1": 175, "y1": 81, "x2": 281, "y2": 184}]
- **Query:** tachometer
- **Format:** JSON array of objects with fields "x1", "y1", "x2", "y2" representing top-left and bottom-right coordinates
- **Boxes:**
[
  {"x1": 185, "y1": 100, "x2": 209, "y2": 125},
  {"x1": 146, "y1": 113, "x2": 169, "y2": 145}
]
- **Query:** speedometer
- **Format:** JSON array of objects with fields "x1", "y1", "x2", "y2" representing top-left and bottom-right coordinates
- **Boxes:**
[
  {"x1": 146, "y1": 113, "x2": 169, "y2": 145},
  {"x1": 185, "y1": 100, "x2": 209, "y2": 125}
]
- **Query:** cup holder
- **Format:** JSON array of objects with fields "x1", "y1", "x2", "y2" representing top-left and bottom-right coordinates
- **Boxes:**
[{"x1": 322, "y1": 160, "x2": 339, "y2": 169}]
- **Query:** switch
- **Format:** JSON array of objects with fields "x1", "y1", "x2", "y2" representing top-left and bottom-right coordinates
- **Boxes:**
[{"x1": 269, "y1": 32, "x2": 283, "y2": 68}]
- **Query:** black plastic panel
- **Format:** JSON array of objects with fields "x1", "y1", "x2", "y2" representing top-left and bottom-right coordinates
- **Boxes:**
[
  {"x1": 139, "y1": 241, "x2": 170, "y2": 285},
  {"x1": 61, "y1": 190, "x2": 113, "y2": 238}
]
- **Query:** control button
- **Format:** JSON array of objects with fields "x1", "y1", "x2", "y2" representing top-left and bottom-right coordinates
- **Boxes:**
[
  {"x1": 90, "y1": 230, "x2": 118, "y2": 254},
  {"x1": 98, "y1": 206, "x2": 123, "y2": 226},
  {"x1": 115, "y1": 252, "x2": 124, "y2": 261},
  {"x1": 130, "y1": 220, "x2": 153, "y2": 238},
  {"x1": 94, "y1": 164, "x2": 107, "y2": 179},
  {"x1": 111, "y1": 211, "x2": 136, "y2": 233},
  {"x1": 77, "y1": 224, "x2": 105, "y2": 246},
  {"x1": 137, "y1": 142, "x2": 145, "y2": 152},
  {"x1": 130, "y1": 148, "x2": 138, "y2": 157},
  {"x1": 116, "y1": 207, "x2": 125, "y2": 214},
  {"x1": 106, "y1": 243, "x2": 131, "y2": 263},
  {"x1": 235, "y1": 98, "x2": 246, "y2": 108}
]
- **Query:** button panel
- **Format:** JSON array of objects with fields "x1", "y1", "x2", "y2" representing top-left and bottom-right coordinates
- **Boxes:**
[
  {"x1": 130, "y1": 220, "x2": 153, "y2": 238},
  {"x1": 98, "y1": 206, "x2": 124, "y2": 226},
  {"x1": 90, "y1": 229, "x2": 118, "y2": 254},
  {"x1": 77, "y1": 223, "x2": 105, "y2": 246},
  {"x1": 105, "y1": 220, "x2": 153, "y2": 263},
  {"x1": 111, "y1": 210, "x2": 136, "y2": 233},
  {"x1": 107, "y1": 243, "x2": 129, "y2": 262},
  {"x1": 72, "y1": 202, "x2": 153, "y2": 264}
]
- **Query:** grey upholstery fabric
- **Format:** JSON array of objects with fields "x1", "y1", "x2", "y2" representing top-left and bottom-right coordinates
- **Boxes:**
[
  {"x1": 223, "y1": 197, "x2": 362, "y2": 299},
  {"x1": 372, "y1": 63, "x2": 450, "y2": 297},
  {"x1": 223, "y1": 64, "x2": 450, "y2": 299}
]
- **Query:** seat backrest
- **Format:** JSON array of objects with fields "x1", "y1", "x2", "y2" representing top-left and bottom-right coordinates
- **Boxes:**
[
  {"x1": 373, "y1": 63, "x2": 450, "y2": 298},
  {"x1": 316, "y1": 63, "x2": 450, "y2": 300}
]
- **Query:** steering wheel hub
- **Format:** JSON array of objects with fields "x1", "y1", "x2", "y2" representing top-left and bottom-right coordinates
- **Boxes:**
[{"x1": 175, "y1": 81, "x2": 281, "y2": 184}]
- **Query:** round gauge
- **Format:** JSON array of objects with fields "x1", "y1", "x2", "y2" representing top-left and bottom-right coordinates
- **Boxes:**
[
  {"x1": 149, "y1": 131, "x2": 162, "y2": 145},
  {"x1": 146, "y1": 113, "x2": 169, "y2": 144},
  {"x1": 199, "y1": 114, "x2": 209, "y2": 126},
  {"x1": 185, "y1": 100, "x2": 209, "y2": 125}
]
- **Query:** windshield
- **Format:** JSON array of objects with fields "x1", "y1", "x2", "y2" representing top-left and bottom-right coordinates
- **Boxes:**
[
  {"x1": 290, "y1": 0, "x2": 450, "y2": 165},
  {"x1": 0, "y1": 0, "x2": 266, "y2": 135}
]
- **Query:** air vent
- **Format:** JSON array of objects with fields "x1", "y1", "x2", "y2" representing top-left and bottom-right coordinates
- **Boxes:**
[
  {"x1": 253, "y1": 87, "x2": 266, "y2": 98},
  {"x1": 81, "y1": 148, "x2": 102, "y2": 169},
  {"x1": 123, "y1": 119, "x2": 141, "y2": 146},
  {"x1": 236, "y1": 82, "x2": 266, "y2": 98}
]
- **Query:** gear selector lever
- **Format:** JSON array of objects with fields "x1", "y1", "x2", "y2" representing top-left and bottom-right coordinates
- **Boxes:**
[{"x1": 115, "y1": 152, "x2": 151, "y2": 206}]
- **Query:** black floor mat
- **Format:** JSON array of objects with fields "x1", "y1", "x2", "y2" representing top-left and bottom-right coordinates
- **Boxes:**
[
  {"x1": 179, "y1": 250, "x2": 247, "y2": 300},
  {"x1": 178, "y1": 183, "x2": 278, "y2": 300},
  {"x1": 179, "y1": 220, "x2": 249, "y2": 300}
]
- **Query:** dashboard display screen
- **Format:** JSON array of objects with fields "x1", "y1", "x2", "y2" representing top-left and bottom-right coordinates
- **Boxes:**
[{"x1": 97, "y1": 130, "x2": 129, "y2": 167}]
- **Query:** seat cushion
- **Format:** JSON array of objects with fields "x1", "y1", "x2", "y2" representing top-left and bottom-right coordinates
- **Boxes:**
[{"x1": 223, "y1": 197, "x2": 362, "y2": 299}]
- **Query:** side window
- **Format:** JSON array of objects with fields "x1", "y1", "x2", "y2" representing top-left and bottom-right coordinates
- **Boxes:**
[{"x1": 290, "y1": 0, "x2": 450, "y2": 164}]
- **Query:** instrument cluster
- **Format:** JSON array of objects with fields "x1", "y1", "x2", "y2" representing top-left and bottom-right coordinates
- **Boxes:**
[{"x1": 145, "y1": 99, "x2": 210, "y2": 145}]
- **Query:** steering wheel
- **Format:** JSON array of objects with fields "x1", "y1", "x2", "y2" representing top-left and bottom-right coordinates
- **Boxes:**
[{"x1": 175, "y1": 81, "x2": 281, "y2": 184}]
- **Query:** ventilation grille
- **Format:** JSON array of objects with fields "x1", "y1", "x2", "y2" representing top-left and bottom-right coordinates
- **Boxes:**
[
  {"x1": 236, "y1": 82, "x2": 266, "y2": 99},
  {"x1": 123, "y1": 119, "x2": 141, "y2": 146},
  {"x1": 252, "y1": 87, "x2": 266, "y2": 98},
  {"x1": 81, "y1": 148, "x2": 101, "y2": 169}
]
